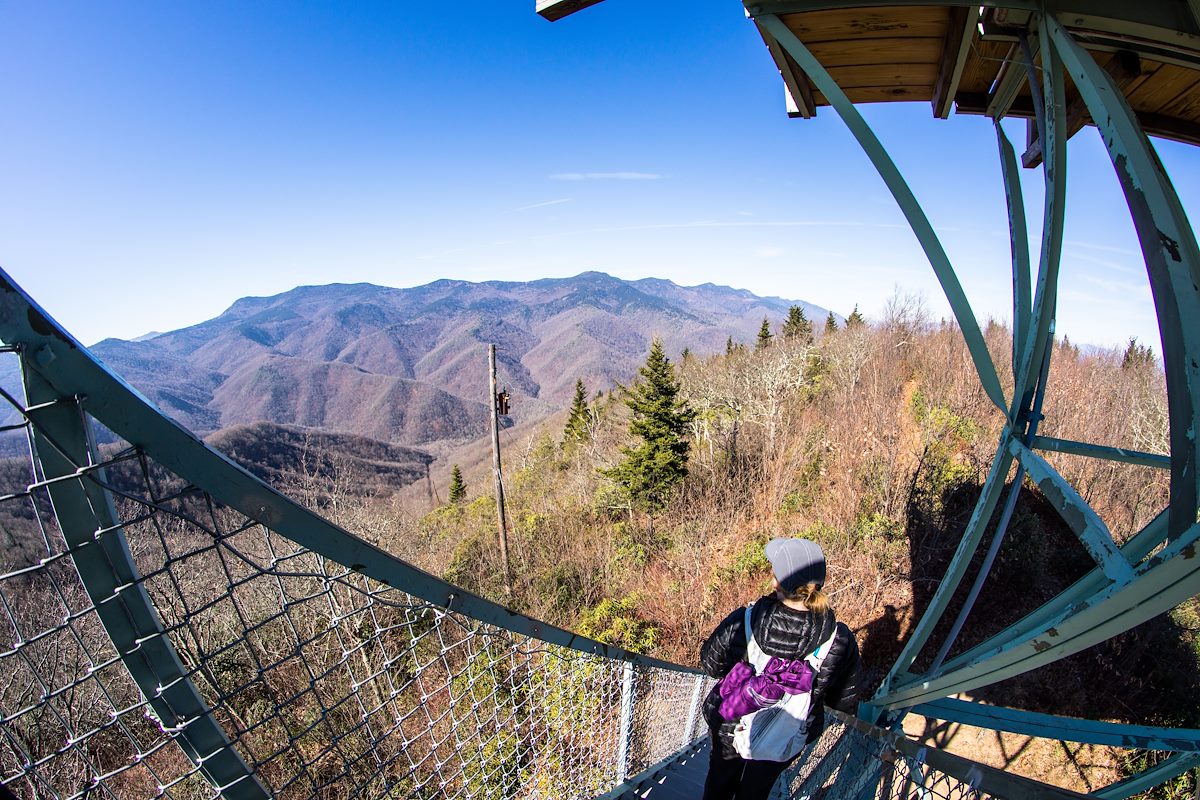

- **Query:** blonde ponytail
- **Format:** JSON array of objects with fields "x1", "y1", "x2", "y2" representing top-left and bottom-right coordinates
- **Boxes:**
[{"x1": 780, "y1": 582, "x2": 830, "y2": 614}]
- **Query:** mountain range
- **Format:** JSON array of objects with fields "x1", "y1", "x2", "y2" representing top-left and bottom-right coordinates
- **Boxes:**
[
  {"x1": 85, "y1": 272, "x2": 826, "y2": 441},
  {"x1": 2, "y1": 272, "x2": 828, "y2": 482}
]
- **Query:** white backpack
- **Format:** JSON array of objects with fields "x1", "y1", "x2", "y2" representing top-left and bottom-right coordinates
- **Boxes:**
[{"x1": 732, "y1": 602, "x2": 836, "y2": 762}]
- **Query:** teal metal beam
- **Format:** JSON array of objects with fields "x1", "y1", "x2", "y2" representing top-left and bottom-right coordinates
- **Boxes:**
[
  {"x1": 874, "y1": 519, "x2": 1200, "y2": 708},
  {"x1": 755, "y1": 13, "x2": 1007, "y2": 415},
  {"x1": 1010, "y1": 22, "x2": 1065, "y2": 420},
  {"x1": 20, "y1": 372, "x2": 268, "y2": 798},
  {"x1": 996, "y1": 121, "x2": 1031, "y2": 387},
  {"x1": 1031, "y1": 436, "x2": 1172, "y2": 469},
  {"x1": 1092, "y1": 753, "x2": 1200, "y2": 799},
  {"x1": 1045, "y1": 14, "x2": 1200, "y2": 542},
  {"x1": 913, "y1": 698, "x2": 1200, "y2": 751},
  {"x1": 1009, "y1": 439, "x2": 1133, "y2": 584},
  {"x1": 827, "y1": 709, "x2": 1092, "y2": 799}
]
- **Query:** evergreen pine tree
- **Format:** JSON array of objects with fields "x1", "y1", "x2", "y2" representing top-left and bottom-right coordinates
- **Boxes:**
[
  {"x1": 825, "y1": 311, "x2": 838, "y2": 335},
  {"x1": 1122, "y1": 337, "x2": 1155, "y2": 370},
  {"x1": 755, "y1": 317, "x2": 773, "y2": 351},
  {"x1": 563, "y1": 378, "x2": 591, "y2": 444},
  {"x1": 845, "y1": 305, "x2": 866, "y2": 328},
  {"x1": 602, "y1": 339, "x2": 697, "y2": 512},
  {"x1": 781, "y1": 306, "x2": 814, "y2": 344},
  {"x1": 448, "y1": 465, "x2": 466, "y2": 504}
]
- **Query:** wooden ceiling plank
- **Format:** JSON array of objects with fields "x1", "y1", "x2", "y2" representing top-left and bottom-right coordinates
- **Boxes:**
[
  {"x1": 1159, "y1": 74, "x2": 1200, "y2": 120},
  {"x1": 815, "y1": 85, "x2": 934, "y2": 104},
  {"x1": 984, "y1": 42, "x2": 1027, "y2": 119},
  {"x1": 780, "y1": 7, "x2": 947, "y2": 42},
  {"x1": 956, "y1": 39, "x2": 1013, "y2": 95},
  {"x1": 765, "y1": 30, "x2": 819, "y2": 118},
  {"x1": 933, "y1": 5, "x2": 981, "y2": 118},
  {"x1": 536, "y1": 0, "x2": 605, "y2": 21},
  {"x1": 809, "y1": 36, "x2": 944, "y2": 67},
  {"x1": 828, "y1": 62, "x2": 940, "y2": 89},
  {"x1": 1126, "y1": 62, "x2": 1199, "y2": 112}
]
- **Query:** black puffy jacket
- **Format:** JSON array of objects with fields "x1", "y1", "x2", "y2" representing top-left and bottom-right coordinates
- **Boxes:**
[{"x1": 700, "y1": 594, "x2": 863, "y2": 756}]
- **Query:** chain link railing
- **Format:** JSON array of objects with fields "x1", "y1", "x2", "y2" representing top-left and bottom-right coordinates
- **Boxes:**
[
  {"x1": 0, "y1": 359, "x2": 711, "y2": 798},
  {"x1": 769, "y1": 709, "x2": 1100, "y2": 800},
  {"x1": 0, "y1": 277, "x2": 714, "y2": 799}
]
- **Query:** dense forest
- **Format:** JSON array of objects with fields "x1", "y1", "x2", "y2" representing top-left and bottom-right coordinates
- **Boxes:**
[{"x1": 290, "y1": 293, "x2": 1194, "y2": 794}]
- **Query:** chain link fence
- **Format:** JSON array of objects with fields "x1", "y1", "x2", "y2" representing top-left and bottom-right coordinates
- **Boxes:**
[{"x1": 0, "y1": 340, "x2": 709, "y2": 799}]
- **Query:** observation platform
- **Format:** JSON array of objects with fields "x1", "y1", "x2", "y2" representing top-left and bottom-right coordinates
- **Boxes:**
[{"x1": 2, "y1": 1, "x2": 1199, "y2": 798}]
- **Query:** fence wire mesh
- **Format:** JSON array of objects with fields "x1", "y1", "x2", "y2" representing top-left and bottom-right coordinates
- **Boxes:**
[
  {"x1": 0, "y1": 348, "x2": 709, "y2": 799},
  {"x1": 776, "y1": 719, "x2": 990, "y2": 800}
]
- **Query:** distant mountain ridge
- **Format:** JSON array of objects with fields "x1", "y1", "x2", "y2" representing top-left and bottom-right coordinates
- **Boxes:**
[{"x1": 78, "y1": 272, "x2": 829, "y2": 446}]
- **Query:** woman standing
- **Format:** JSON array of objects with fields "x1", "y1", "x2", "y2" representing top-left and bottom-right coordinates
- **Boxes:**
[{"x1": 699, "y1": 538, "x2": 863, "y2": 800}]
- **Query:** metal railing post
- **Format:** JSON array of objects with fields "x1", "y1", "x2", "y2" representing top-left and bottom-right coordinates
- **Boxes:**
[
  {"x1": 681, "y1": 674, "x2": 705, "y2": 748},
  {"x1": 617, "y1": 662, "x2": 636, "y2": 784}
]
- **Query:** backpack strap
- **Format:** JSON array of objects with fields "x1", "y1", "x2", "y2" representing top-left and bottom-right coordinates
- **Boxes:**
[
  {"x1": 743, "y1": 602, "x2": 755, "y2": 646},
  {"x1": 806, "y1": 625, "x2": 839, "y2": 668}
]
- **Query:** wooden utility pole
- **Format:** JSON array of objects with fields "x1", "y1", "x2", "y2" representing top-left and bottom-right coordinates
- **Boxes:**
[{"x1": 488, "y1": 344, "x2": 513, "y2": 595}]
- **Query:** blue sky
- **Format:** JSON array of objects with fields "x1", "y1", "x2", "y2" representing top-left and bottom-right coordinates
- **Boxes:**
[{"x1": 2, "y1": 1, "x2": 1197, "y2": 353}]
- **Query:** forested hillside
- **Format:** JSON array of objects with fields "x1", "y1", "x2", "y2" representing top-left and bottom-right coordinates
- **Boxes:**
[
  {"x1": 33, "y1": 273, "x2": 829, "y2": 448},
  {"x1": 297, "y1": 295, "x2": 1191, "y2": 794}
]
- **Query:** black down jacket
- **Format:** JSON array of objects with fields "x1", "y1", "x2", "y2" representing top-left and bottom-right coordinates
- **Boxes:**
[{"x1": 700, "y1": 594, "x2": 863, "y2": 757}]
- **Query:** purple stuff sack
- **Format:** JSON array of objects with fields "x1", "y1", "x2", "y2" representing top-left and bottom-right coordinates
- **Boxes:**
[{"x1": 718, "y1": 650, "x2": 815, "y2": 720}]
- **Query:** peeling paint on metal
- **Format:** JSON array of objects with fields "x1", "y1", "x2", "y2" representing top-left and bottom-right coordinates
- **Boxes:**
[{"x1": 1160, "y1": 231, "x2": 1182, "y2": 261}]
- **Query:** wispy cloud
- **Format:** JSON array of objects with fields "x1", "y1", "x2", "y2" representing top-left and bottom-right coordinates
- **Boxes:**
[
  {"x1": 1070, "y1": 252, "x2": 1144, "y2": 276},
  {"x1": 511, "y1": 198, "x2": 572, "y2": 212},
  {"x1": 550, "y1": 171, "x2": 662, "y2": 181},
  {"x1": 1066, "y1": 239, "x2": 1140, "y2": 257},
  {"x1": 754, "y1": 246, "x2": 785, "y2": 258},
  {"x1": 530, "y1": 218, "x2": 907, "y2": 241}
]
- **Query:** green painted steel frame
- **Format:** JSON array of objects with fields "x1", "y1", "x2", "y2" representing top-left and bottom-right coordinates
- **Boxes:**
[
  {"x1": 1045, "y1": 13, "x2": 1200, "y2": 542},
  {"x1": 1092, "y1": 753, "x2": 1200, "y2": 800},
  {"x1": 914, "y1": 698, "x2": 1200, "y2": 751},
  {"x1": 826, "y1": 709, "x2": 1091, "y2": 799},
  {"x1": 754, "y1": 8, "x2": 1200, "y2": 797},
  {"x1": 19, "y1": 374, "x2": 269, "y2": 798}
]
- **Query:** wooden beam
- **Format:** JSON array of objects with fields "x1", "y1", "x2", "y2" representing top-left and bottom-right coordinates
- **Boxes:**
[
  {"x1": 932, "y1": 6, "x2": 980, "y2": 118},
  {"x1": 956, "y1": 92, "x2": 1200, "y2": 149},
  {"x1": 1023, "y1": 50, "x2": 1142, "y2": 167},
  {"x1": 536, "y1": 0, "x2": 606, "y2": 22},
  {"x1": 984, "y1": 42, "x2": 1029, "y2": 119},
  {"x1": 1187, "y1": 0, "x2": 1200, "y2": 34},
  {"x1": 759, "y1": 24, "x2": 818, "y2": 117}
]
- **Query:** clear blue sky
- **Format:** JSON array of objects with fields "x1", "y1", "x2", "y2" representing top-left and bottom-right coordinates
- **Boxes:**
[{"x1": 2, "y1": 1, "x2": 1197, "y2": 352}]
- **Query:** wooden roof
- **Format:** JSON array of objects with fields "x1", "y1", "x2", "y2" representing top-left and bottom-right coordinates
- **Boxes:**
[
  {"x1": 751, "y1": 2, "x2": 1200, "y2": 156},
  {"x1": 538, "y1": 1, "x2": 1200, "y2": 156}
]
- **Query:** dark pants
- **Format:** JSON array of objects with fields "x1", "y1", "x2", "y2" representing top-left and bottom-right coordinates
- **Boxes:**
[{"x1": 700, "y1": 733, "x2": 794, "y2": 800}]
